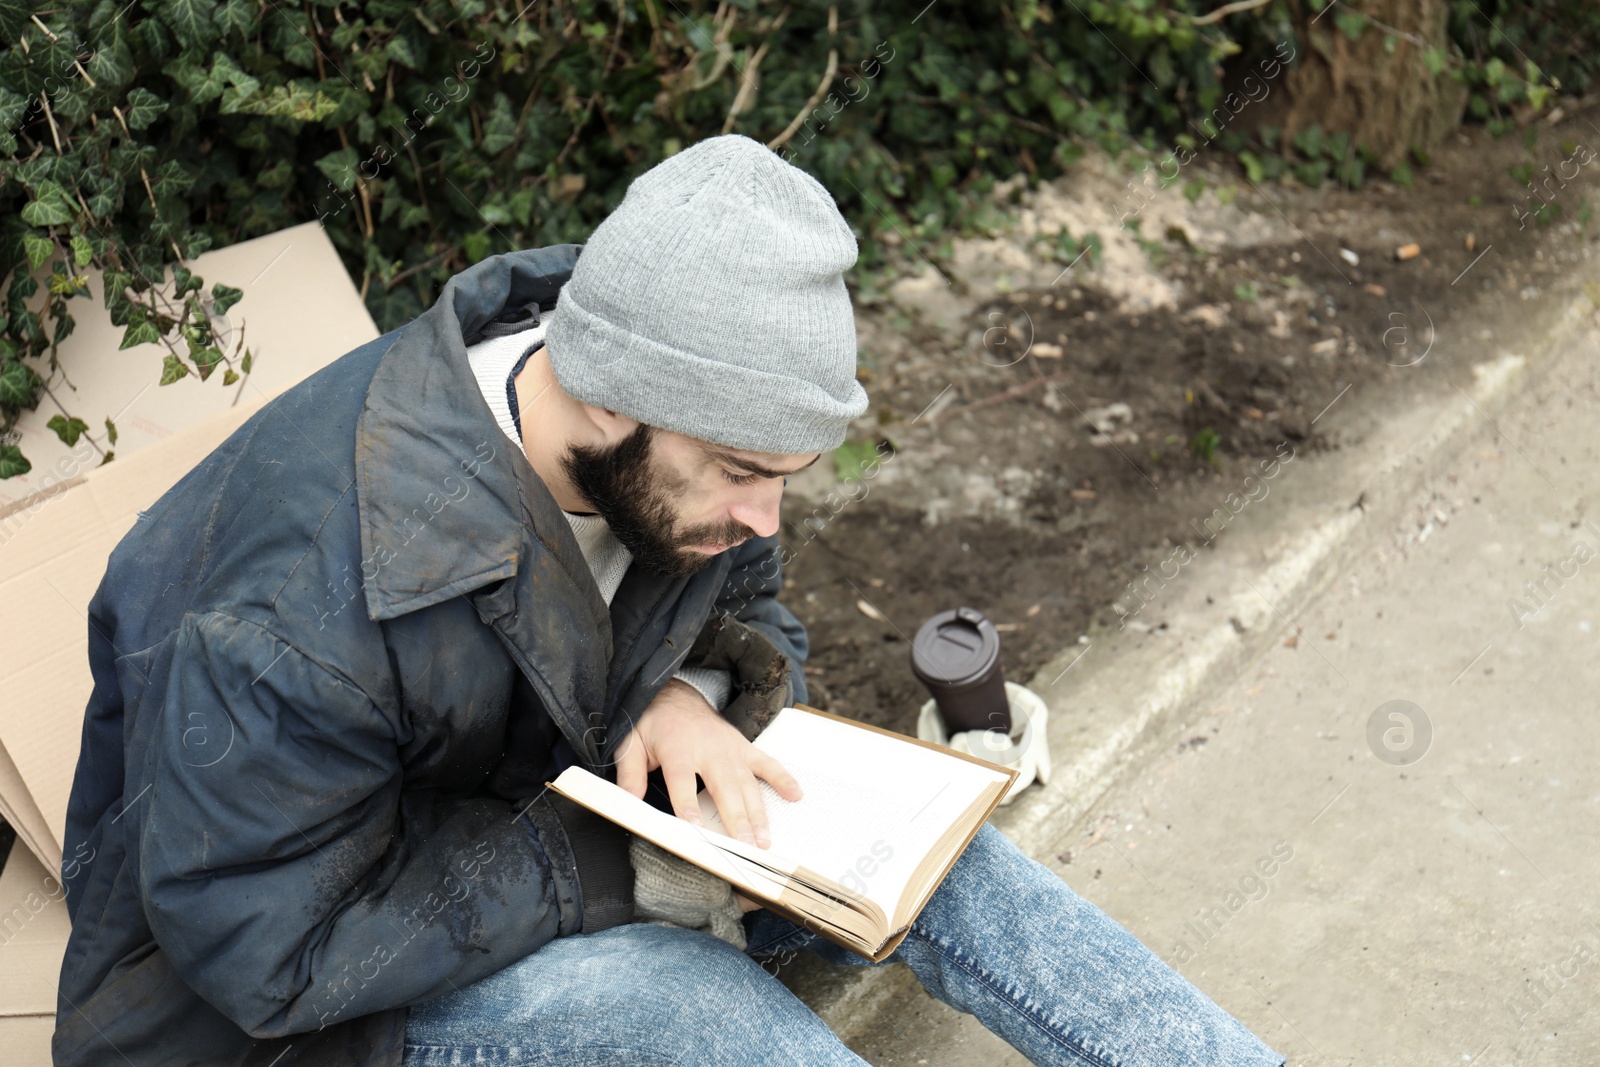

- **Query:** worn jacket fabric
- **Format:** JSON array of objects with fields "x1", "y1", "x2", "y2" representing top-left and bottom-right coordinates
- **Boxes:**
[{"x1": 52, "y1": 243, "x2": 811, "y2": 1066}]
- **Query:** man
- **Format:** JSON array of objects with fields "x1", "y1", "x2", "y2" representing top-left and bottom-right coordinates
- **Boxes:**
[{"x1": 53, "y1": 134, "x2": 1284, "y2": 1065}]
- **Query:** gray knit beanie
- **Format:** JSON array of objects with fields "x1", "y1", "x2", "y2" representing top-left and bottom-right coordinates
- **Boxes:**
[{"x1": 542, "y1": 133, "x2": 869, "y2": 455}]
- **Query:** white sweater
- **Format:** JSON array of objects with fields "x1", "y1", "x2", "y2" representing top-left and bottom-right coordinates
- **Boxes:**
[{"x1": 465, "y1": 325, "x2": 732, "y2": 711}]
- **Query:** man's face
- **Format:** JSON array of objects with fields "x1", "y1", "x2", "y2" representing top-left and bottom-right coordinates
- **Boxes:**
[{"x1": 560, "y1": 423, "x2": 822, "y2": 577}]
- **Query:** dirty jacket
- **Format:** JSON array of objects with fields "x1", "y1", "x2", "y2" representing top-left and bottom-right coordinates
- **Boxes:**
[{"x1": 52, "y1": 243, "x2": 810, "y2": 1066}]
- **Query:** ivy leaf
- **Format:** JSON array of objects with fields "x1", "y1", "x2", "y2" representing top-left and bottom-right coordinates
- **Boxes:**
[
  {"x1": 171, "y1": 263, "x2": 203, "y2": 295},
  {"x1": 102, "y1": 269, "x2": 134, "y2": 308},
  {"x1": 47, "y1": 414, "x2": 91, "y2": 446},
  {"x1": 481, "y1": 92, "x2": 518, "y2": 155},
  {"x1": 10, "y1": 310, "x2": 40, "y2": 345},
  {"x1": 85, "y1": 31, "x2": 137, "y2": 90},
  {"x1": 1334, "y1": 12, "x2": 1366, "y2": 42},
  {"x1": 386, "y1": 35, "x2": 420, "y2": 70},
  {"x1": 0, "y1": 445, "x2": 31, "y2": 480},
  {"x1": 240, "y1": 349, "x2": 252, "y2": 374},
  {"x1": 159, "y1": 354, "x2": 191, "y2": 385},
  {"x1": 192, "y1": 346, "x2": 223, "y2": 381},
  {"x1": 212, "y1": 0, "x2": 257, "y2": 37},
  {"x1": 213, "y1": 50, "x2": 259, "y2": 98},
  {"x1": 228, "y1": 82, "x2": 340, "y2": 122},
  {"x1": 316, "y1": 145, "x2": 361, "y2": 191},
  {"x1": 71, "y1": 233, "x2": 95, "y2": 266},
  {"x1": 1237, "y1": 150, "x2": 1264, "y2": 184},
  {"x1": 21, "y1": 179, "x2": 77, "y2": 226},
  {"x1": 0, "y1": 0, "x2": 31, "y2": 46},
  {"x1": 269, "y1": 9, "x2": 315, "y2": 68},
  {"x1": 0, "y1": 359, "x2": 36, "y2": 407},
  {"x1": 222, "y1": 368, "x2": 239, "y2": 386},
  {"x1": 210, "y1": 282, "x2": 243, "y2": 315},
  {"x1": 105, "y1": 416, "x2": 118, "y2": 446},
  {"x1": 119, "y1": 318, "x2": 162, "y2": 350},
  {"x1": 0, "y1": 84, "x2": 28, "y2": 132},
  {"x1": 9, "y1": 269, "x2": 40, "y2": 303},
  {"x1": 151, "y1": 159, "x2": 196, "y2": 197},
  {"x1": 168, "y1": 56, "x2": 224, "y2": 105},
  {"x1": 85, "y1": 184, "x2": 123, "y2": 217},
  {"x1": 53, "y1": 306, "x2": 77, "y2": 347},
  {"x1": 256, "y1": 158, "x2": 293, "y2": 189},
  {"x1": 22, "y1": 233, "x2": 54, "y2": 270},
  {"x1": 157, "y1": 0, "x2": 219, "y2": 52},
  {"x1": 331, "y1": 16, "x2": 368, "y2": 51},
  {"x1": 124, "y1": 87, "x2": 170, "y2": 130},
  {"x1": 832, "y1": 439, "x2": 882, "y2": 482}
]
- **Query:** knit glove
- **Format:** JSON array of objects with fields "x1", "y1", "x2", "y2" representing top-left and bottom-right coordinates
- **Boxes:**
[{"x1": 628, "y1": 835, "x2": 748, "y2": 950}]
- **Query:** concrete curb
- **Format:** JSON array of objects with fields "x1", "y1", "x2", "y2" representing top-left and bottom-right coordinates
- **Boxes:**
[{"x1": 787, "y1": 281, "x2": 1599, "y2": 1046}]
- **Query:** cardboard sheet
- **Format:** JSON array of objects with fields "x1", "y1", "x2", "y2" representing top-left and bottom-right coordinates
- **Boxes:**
[
  {"x1": 0, "y1": 842, "x2": 72, "y2": 1065},
  {"x1": 0, "y1": 843, "x2": 72, "y2": 1017}
]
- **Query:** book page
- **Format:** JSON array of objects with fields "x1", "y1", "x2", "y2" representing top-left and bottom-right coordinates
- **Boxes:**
[
  {"x1": 550, "y1": 765, "x2": 886, "y2": 947},
  {"x1": 550, "y1": 767, "x2": 797, "y2": 896},
  {"x1": 696, "y1": 707, "x2": 1009, "y2": 916}
]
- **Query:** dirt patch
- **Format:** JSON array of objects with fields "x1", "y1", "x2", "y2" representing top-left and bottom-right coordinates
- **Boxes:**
[{"x1": 780, "y1": 108, "x2": 1598, "y2": 734}]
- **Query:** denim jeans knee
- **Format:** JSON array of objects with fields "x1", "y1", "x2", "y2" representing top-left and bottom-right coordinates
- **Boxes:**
[{"x1": 403, "y1": 921, "x2": 867, "y2": 1066}]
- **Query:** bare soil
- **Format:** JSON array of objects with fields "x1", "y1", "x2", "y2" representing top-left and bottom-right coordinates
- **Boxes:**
[{"x1": 780, "y1": 104, "x2": 1599, "y2": 735}]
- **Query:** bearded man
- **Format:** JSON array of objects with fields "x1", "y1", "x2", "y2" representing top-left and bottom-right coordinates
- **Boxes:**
[{"x1": 53, "y1": 134, "x2": 1283, "y2": 1067}]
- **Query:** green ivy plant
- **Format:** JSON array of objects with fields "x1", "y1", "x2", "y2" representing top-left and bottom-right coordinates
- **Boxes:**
[
  {"x1": 0, "y1": 0, "x2": 1250, "y2": 480},
  {"x1": 1, "y1": 0, "x2": 1594, "y2": 481}
]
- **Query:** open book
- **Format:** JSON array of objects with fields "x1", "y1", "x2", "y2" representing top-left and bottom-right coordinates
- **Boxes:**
[{"x1": 548, "y1": 703, "x2": 1018, "y2": 961}]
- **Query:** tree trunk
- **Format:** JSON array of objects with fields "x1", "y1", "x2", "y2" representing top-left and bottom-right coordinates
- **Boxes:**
[{"x1": 1280, "y1": 0, "x2": 1466, "y2": 170}]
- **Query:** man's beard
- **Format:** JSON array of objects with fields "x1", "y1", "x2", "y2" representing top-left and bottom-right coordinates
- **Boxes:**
[{"x1": 560, "y1": 423, "x2": 754, "y2": 578}]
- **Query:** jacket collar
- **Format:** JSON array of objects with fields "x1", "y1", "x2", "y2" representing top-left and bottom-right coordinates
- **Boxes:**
[{"x1": 354, "y1": 243, "x2": 605, "y2": 627}]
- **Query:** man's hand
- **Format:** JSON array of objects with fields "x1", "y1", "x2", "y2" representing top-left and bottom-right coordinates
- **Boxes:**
[{"x1": 615, "y1": 677, "x2": 803, "y2": 853}]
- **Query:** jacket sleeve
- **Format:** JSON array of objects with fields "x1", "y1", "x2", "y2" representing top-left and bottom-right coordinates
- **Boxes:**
[
  {"x1": 712, "y1": 532, "x2": 809, "y2": 707},
  {"x1": 137, "y1": 610, "x2": 631, "y2": 1039}
]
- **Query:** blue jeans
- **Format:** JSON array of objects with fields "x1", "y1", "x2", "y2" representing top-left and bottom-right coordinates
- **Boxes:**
[{"x1": 402, "y1": 823, "x2": 1284, "y2": 1065}]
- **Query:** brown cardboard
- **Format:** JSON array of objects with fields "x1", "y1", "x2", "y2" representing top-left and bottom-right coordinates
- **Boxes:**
[
  {"x1": 0, "y1": 221, "x2": 378, "y2": 511},
  {"x1": 0, "y1": 844, "x2": 71, "y2": 1017},
  {"x1": 0, "y1": 221, "x2": 376, "y2": 879},
  {"x1": 0, "y1": 1016, "x2": 53, "y2": 1067},
  {"x1": 0, "y1": 843, "x2": 72, "y2": 1065}
]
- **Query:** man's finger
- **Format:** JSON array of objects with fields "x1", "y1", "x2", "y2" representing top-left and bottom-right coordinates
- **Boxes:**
[
  {"x1": 663, "y1": 764, "x2": 703, "y2": 826},
  {"x1": 703, "y1": 761, "x2": 755, "y2": 846},
  {"x1": 751, "y1": 749, "x2": 804, "y2": 803},
  {"x1": 741, "y1": 772, "x2": 771, "y2": 849},
  {"x1": 614, "y1": 730, "x2": 647, "y2": 798}
]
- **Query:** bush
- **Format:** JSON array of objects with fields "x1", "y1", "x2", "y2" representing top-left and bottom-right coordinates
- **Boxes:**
[{"x1": 1, "y1": 0, "x2": 1595, "y2": 478}]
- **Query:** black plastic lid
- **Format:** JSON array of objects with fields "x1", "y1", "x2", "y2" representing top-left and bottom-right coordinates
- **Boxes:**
[{"x1": 910, "y1": 607, "x2": 1002, "y2": 688}]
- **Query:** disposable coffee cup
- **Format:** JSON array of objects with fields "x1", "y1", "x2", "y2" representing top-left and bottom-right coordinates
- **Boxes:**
[{"x1": 910, "y1": 606, "x2": 1010, "y2": 735}]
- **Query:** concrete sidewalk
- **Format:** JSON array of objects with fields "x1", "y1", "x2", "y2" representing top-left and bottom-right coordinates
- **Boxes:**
[{"x1": 834, "y1": 291, "x2": 1600, "y2": 1064}]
